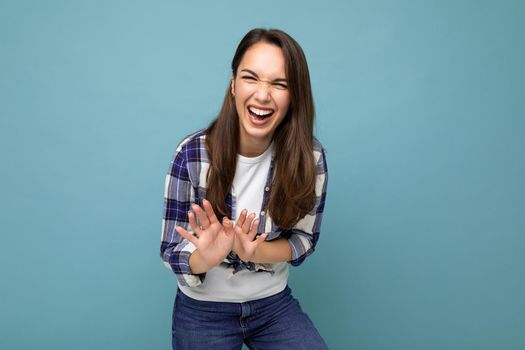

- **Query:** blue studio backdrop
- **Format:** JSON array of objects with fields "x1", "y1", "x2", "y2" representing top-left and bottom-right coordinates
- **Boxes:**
[{"x1": 1, "y1": 1, "x2": 524, "y2": 349}]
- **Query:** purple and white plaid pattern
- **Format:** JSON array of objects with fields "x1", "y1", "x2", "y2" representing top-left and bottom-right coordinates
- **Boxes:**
[{"x1": 160, "y1": 129, "x2": 328, "y2": 287}]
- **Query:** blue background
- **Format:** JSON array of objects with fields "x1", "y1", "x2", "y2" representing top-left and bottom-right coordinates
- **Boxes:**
[{"x1": 1, "y1": 1, "x2": 524, "y2": 349}]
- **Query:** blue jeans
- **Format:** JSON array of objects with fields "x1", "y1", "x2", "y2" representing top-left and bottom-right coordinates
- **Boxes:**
[{"x1": 172, "y1": 285, "x2": 329, "y2": 349}]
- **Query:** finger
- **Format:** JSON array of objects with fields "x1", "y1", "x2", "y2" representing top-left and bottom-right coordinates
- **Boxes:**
[
  {"x1": 247, "y1": 219, "x2": 259, "y2": 240},
  {"x1": 176, "y1": 226, "x2": 198, "y2": 246},
  {"x1": 192, "y1": 204, "x2": 210, "y2": 229},
  {"x1": 235, "y1": 209, "x2": 247, "y2": 228},
  {"x1": 187, "y1": 211, "x2": 202, "y2": 234},
  {"x1": 222, "y1": 217, "x2": 233, "y2": 232},
  {"x1": 253, "y1": 232, "x2": 268, "y2": 246},
  {"x1": 234, "y1": 224, "x2": 249, "y2": 244},
  {"x1": 222, "y1": 217, "x2": 235, "y2": 238},
  {"x1": 202, "y1": 199, "x2": 219, "y2": 224},
  {"x1": 242, "y1": 213, "x2": 256, "y2": 233}
]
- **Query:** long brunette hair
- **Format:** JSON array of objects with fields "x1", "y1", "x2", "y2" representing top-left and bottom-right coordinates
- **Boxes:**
[{"x1": 205, "y1": 28, "x2": 316, "y2": 229}]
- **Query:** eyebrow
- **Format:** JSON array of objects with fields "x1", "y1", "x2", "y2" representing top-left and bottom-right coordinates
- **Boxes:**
[{"x1": 240, "y1": 69, "x2": 288, "y2": 83}]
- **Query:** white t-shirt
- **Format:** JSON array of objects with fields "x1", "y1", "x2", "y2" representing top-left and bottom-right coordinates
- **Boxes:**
[{"x1": 178, "y1": 144, "x2": 289, "y2": 302}]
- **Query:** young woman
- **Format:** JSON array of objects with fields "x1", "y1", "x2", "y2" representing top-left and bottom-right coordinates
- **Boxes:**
[{"x1": 161, "y1": 28, "x2": 329, "y2": 349}]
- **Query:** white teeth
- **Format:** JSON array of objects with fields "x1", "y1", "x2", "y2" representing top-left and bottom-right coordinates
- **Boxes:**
[{"x1": 248, "y1": 106, "x2": 273, "y2": 116}]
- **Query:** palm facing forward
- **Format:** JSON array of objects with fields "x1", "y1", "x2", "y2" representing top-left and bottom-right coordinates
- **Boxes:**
[
  {"x1": 175, "y1": 200, "x2": 234, "y2": 270},
  {"x1": 224, "y1": 209, "x2": 268, "y2": 262}
]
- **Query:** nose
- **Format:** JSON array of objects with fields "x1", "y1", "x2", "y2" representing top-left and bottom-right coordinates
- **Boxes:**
[{"x1": 254, "y1": 81, "x2": 271, "y2": 102}]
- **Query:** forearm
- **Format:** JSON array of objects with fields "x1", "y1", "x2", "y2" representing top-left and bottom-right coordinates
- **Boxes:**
[{"x1": 251, "y1": 238, "x2": 292, "y2": 264}]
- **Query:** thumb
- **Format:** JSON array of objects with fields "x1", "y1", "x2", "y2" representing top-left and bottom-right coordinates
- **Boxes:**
[
  {"x1": 254, "y1": 233, "x2": 268, "y2": 246},
  {"x1": 222, "y1": 217, "x2": 233, "y2": 231}
]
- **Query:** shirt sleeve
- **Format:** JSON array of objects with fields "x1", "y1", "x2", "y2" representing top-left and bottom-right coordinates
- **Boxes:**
[
  {"x1": 160, "y1": 144, "x2": 205, "y2": 287},
  {"x1": 287, "y1": 146, "x2": 328, "y2": 266}
]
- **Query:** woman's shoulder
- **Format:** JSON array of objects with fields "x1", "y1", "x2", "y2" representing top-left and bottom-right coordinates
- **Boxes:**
[
  {"x1": 312, "y1": 136, "x2": 325, "y2": 153},
  {"x1": 312, "y1": 136, "x2": 327, "y2": 159},
  {"x1": 312, "y1": 137, "x2": 328, "y2": 171},
  {"x1": 174, "y1": 129, "x2": 207, "y2": 154}
]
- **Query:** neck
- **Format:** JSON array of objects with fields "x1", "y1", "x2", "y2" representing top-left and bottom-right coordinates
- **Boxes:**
[{"x1": 239, "y1": 134, "x2": 271, "y2": 157}]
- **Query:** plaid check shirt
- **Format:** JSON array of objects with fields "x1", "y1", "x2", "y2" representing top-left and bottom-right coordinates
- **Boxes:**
[{"x1": 160, "y1": 129, "x2": 328, "y2": 287}]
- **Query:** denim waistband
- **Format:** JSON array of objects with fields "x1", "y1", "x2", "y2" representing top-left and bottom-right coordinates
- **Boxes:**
[{"x1": 176, "y1": 285, "x2": 291, "y2": 315}]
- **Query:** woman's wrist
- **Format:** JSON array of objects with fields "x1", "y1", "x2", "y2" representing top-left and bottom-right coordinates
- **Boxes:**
[
  {"x1": 251, "y1": 238, "x2": 292, "y2": 264},
  {"x1": 189, "y1": 250, "x2": 212, "y2": 274}
]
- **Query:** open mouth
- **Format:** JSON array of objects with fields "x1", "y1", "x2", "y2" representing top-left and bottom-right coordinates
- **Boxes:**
[{"x1": 248, "y1": 106, "x2": 274, "y2": 121}]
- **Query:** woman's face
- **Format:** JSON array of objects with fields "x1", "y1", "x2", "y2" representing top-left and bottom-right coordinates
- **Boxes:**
[{"x1": 232, "y1": 42, "x2": 290, "y2": 157}]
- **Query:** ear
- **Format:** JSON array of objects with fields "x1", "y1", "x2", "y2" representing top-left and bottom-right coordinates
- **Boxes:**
[{"x1": 230, "y1": 75, "x2": 235, "y2": 96}]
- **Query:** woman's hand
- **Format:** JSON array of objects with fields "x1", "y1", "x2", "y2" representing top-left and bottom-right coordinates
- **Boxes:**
[
  {"x1": 175, "y1": 199, "x2": 234, "y2": 271},
  {"x1": 225, "y1": 209, "x2": 268, "y2": 262}
]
